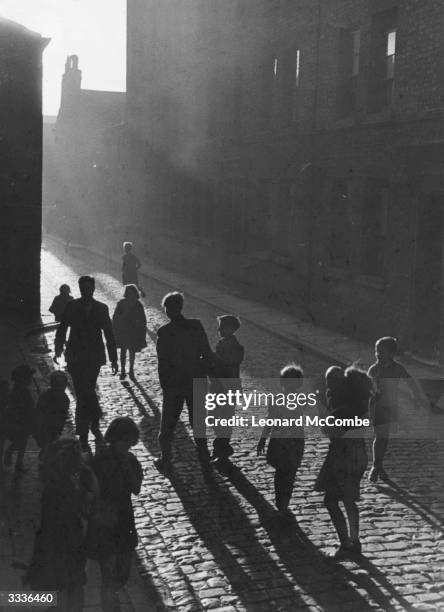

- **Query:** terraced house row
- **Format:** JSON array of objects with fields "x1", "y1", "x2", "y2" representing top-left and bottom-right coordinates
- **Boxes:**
[{"x1": 51, "y1": 1, "x2": 444, "y2": 361}]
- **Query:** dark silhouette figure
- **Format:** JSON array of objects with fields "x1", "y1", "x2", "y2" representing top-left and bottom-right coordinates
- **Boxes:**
[
  {"x1": 257, "y1": 364, "x2": 305, "y2": 514},
  {"x1": 87, "y1": 417, "x2": 143, "y2": 612},
  {"x1": 155, "y1": 291, "x2": 213, "y2": 472},
  {"x1": 122, "y1": 241, "x2": 145, "y2": 297},
  {"x1": 314, "y1": 366, "x2": 371, "y2": 559},
  {"x1": 55, "y1": 276, "x2": 118, "y2": 450},
  {"x1": 25, "y1": 437, "x2": 98, "y2": 612},
  {"x1": 112, "y1": 284, "x2": 147, "y2": 380},
  {"x1": 49, "y1": 283, "x2": 73, "y2": 322},
  {"x1": 210, "y1": 314, "x2": 244, "y2": 469},
  {"x1": 34, "y1": 371, "x2": 70, "y2": 462},
  {"x1": 3, "y1": 365, "x2": 35, "y2": 474},
  {"x1": 367, "y1": 336, "x2": 423, "y2": 482}
]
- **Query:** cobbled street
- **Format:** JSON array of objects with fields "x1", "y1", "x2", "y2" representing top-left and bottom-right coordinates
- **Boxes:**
[{"x1": 37, "y1": 238, "x2": 444, "y2": 612}]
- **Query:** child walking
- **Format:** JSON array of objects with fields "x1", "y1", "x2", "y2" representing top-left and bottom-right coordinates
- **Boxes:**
[
  {"x1": 87, "y1": 417, "x2": 143, "y2": 612},
  {"x1": 25, "y1": 437, "x2": 98, "y2": 611},
  {"x1": 257, "y1": 365, "x2": 305, "y2": 515},
  {"x1": 314, "y1": 366, "x2": 371, "y2": 559},
  {"x1": 367, "y1": 336, "x2": 423, "y2": 482},
  {"x1": 122, "y1": 242, "x2": 145, "y2": 298},
  {"x1": 112, "y1": 285, "x2": 147, "y2": 380},
  {"x1": 35, "y1": 371, "x2": 70, "y2": 462},
  {"x1": 210, "y1": 315, "x2": 244, "y2": 469},
  {"x1": 49, "y1": 284, "x2": 73, "y2": 322},
  {"x1": 3, "y1": 365, "x2": 35, "y2": 473}
]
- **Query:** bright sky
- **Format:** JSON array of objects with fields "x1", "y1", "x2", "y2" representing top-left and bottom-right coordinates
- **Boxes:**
[{"x1": 0, "y1": 0, "x2": 126, "y2": 116}]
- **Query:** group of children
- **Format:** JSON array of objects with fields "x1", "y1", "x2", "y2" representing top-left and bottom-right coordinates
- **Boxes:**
[
  {"x1": 24, "y1": 418, "x2": 143, "y2": 612},
  {"x1": 254, "y1": 335, "x2": 425, "y2": 559},
  {"x1": 0, "y1": 366, "x2": 69, "y2": 474},
  {"x1": 0, "y1": 365, "x2": 143, "y2": 610},
  {"x1": 0, "y1": 235, "x2": 425, "y2": 596}
]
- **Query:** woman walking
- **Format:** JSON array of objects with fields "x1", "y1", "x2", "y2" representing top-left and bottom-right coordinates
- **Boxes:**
[{"x1": 112, "y1": 285, "x2": 147, "y2": 380}]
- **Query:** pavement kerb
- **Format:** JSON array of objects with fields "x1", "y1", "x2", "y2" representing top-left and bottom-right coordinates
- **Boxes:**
[
  {"x1": 45, "y1": 235, "x2": 359, "y2": 369},
  {"x1": 45, "y1": 234, "x2": 444, "y2": 380}
]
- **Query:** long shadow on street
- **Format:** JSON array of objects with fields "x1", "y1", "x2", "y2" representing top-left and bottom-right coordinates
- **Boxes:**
[{"x1": 128, "y1": 380, "x2": 381, "y2": 611}]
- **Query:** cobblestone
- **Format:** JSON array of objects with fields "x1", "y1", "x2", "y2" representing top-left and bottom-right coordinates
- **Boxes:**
[{"x1": 30, "y1": 239, "x2": 444, "y2": 610}]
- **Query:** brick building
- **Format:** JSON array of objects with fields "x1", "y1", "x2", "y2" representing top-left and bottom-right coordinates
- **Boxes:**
[
  {"x1": 47, "y1": 56, "x2": 126, "y2": 248},
  {"x1": 0, "y1": 17, "x2": 49, "y2": 315},
  {"x1": 126, "y1": 0, "x2": 444, "y2": 359}
]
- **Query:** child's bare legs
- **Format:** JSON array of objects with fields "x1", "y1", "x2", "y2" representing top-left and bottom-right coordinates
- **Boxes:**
[
  {"x1": 5, "y1": 435, "x2": 29, "y2": 472},
  {"x1": 120, "y1": 348, "x2": 127, "y2": 379},
  {"x1": 325, "y1": 498, "x2": 349, "y2": 546},
  {"x1": 370, "y1": 424, "x2": 390, "y2": 481},
  {"x1": 325, "y1": 496, "x2": 362, "y2": 557},
  {"x1": 274, "y1": 469, "x2": 297, "y2": 512},
  {"x1": 129, "y1": 350, "x2": 136, "y2": 378},
  {"x1": 344, "y1": 500, "x2": 360, "y2": 546}
]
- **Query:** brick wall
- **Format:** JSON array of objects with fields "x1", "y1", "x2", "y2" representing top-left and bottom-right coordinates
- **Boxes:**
[{"x1": 126, "y1": 0, "x2": 444, "y2": 353}]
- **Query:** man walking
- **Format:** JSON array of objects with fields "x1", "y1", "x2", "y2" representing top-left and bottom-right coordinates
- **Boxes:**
[
  {"x1": 155, "y1": 291, "x2": 213, "y2": 472},
  {"x1": 55, "y1": 276, "x2": 118, "y2": 450}
]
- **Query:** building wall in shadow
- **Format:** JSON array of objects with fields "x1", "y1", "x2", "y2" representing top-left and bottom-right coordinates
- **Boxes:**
[
  {"x1": 125, "y1": 0, "x2": 444, "y2": 360},
  {"x1": 44, "y1": 55, "x2": 127, "y2": 252},
  {"x1": 0, "y1": 17, "x2": 49, "y2": 315}
]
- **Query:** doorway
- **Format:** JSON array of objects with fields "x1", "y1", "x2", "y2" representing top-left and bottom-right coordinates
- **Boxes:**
[{"x1": 411, "y1": 195, "x2": 444, "y2": 360}]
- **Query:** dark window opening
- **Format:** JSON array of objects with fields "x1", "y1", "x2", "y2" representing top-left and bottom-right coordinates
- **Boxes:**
[
  {"x1": 360, "y1": 179, "x2": 389, "y2": 277},
  {"x1": 337, "y1": 28, "x2": 360, "y2": 118},
  {"x1": 328, "y1": 180, "x2": 352, "y2": 268},
  {"x1": 367, "y1": 8, "x2": 397, "y2": 113}
]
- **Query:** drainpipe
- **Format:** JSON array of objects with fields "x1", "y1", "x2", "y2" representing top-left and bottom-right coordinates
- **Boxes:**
[{"x1": 306, "y1": 0, "x2": 322, "y2": 316}]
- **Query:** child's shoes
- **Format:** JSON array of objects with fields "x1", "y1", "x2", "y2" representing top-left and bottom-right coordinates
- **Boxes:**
[{"x1": 332, "y1": 539, "x2": 362, "y2": 560}]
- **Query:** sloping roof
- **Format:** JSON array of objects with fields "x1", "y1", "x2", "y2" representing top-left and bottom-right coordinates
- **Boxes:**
[
  {"x1": 0, "y1": 15, "x2": 47, "y2": 41},
  {"x1": 78, "y1": 89, "x2": 126, "y2": 129}
]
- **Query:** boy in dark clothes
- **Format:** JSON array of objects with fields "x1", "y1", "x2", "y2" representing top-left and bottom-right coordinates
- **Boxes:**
[
  {"x1": 3, "y1": 365, "x2": 35, "y2": 473},
  {"x1": 87, "y1": 417, "x2": 143, "y2": 611},
  {"x1": 122, "y1": 242, "x2": 145, "y2": 298},
  {"x1": 367, "y1": 336, "x2": 424, "y2": 482},
  {"x1": 49, "y1": 284, "x2": 73, "y2": 323},
  {"x1": 35, "y1": 371, "x2": 70, "y2": 461},
  {"x1": 210, "y1": 315, "x2": 244, "y2": 469},
  {"x1": 257, "y1": 365, "x2": 305, "y2": 515}
]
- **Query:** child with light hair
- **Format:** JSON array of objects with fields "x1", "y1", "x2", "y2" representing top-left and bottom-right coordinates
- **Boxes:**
[{"x1": 121, "y1": 241, "x2": 145, "y2": 298}]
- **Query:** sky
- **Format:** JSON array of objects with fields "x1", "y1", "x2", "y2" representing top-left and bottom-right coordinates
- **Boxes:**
[{"x1": 0, "y1": 0, "x2": 126, "y2": 115}]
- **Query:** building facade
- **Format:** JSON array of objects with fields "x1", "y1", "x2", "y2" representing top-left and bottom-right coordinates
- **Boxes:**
[
  {"x1": 46, "y1": 56, "x2": 126, "y2": 249},
  {"x1": 126, "y1": 0, "x2": 444, "y2": 359},
  {"x1": 0, "y1": 17, "x2": 49, "y2": 315}
]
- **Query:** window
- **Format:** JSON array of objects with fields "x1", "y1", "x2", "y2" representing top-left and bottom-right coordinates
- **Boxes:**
[
  {"x1": 368, "y1": 9, "x2": 398, "y2": 112},
  {"x1": 295, "y1": 49, "x2": 301, "y2": 87},
  {"x1": 386, "y1": 29, "x2": 396, "y2": 104},
  {"x1": 271, "y1": 48, "x2": 301, "y2": 126},
  {"x1": 337, "y1": 28, "x2": 360, "y2": 118},
  {"x1": 259, "y1": 56, "x2": 275, "y2": 128},
  {"x1": 328, "y1": 180, "x2": 352, "y2": 268},
  {"x1": 352, "y1": 30, "x2": 361, "y2": 77},
  {"x1": 360, "y1": 180, "x2": 389, "y2": 277}
]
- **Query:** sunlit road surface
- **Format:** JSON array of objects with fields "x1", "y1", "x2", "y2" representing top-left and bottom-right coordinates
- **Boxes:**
[{"x1": 40, "y1": 239, "x2": 444, "y2": 612}]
